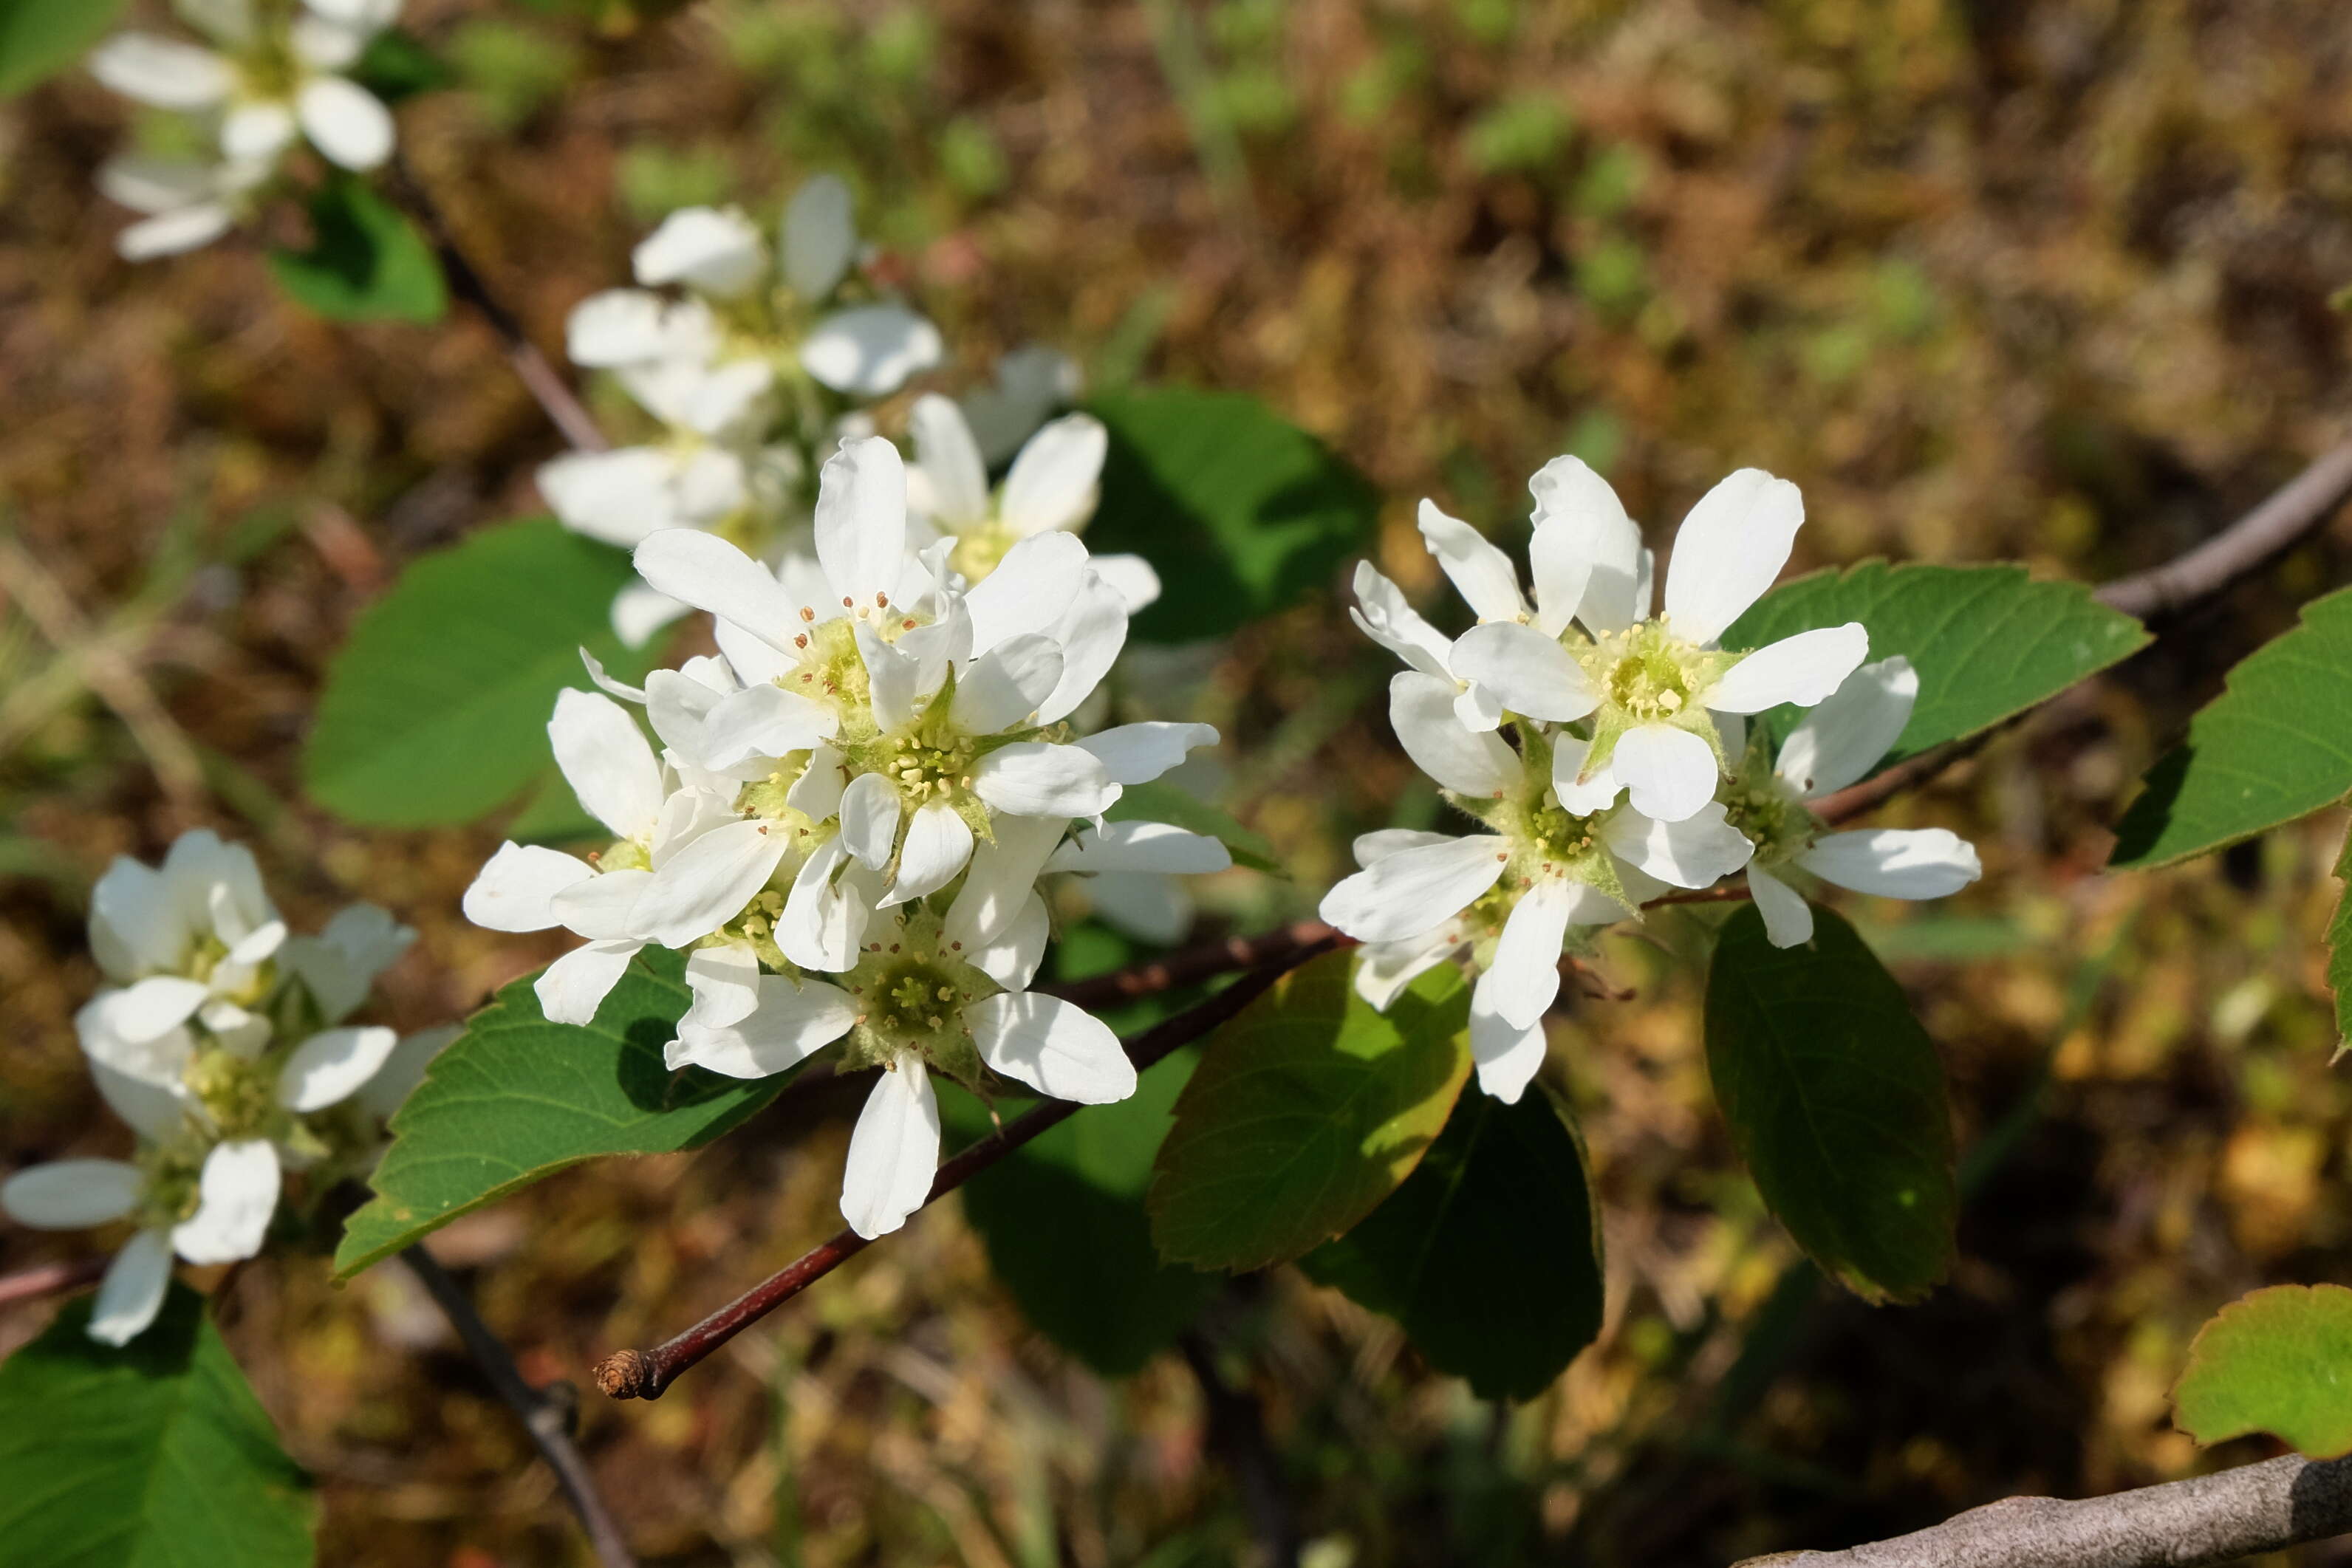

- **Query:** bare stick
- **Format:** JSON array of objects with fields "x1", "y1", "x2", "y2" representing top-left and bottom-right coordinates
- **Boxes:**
[
  {"x1": 1739, "y1": 1451, "x2": 2352, "y2": 1568},
  {"x1": 400, "y1": 1245, "x2": 638, "y2": 1568},
  {"x1": 0, "y1": 1256, "x2": 108, "y2": 1308},
  {"x1": 593, "y1": 934, "x2": 1339, "y2": 1401},
  {"x1": 2093, "y1": 437, "x2": 2352, "y2": 620},
  {"x1": 382, "y1": 159, "x2": 609, "y2": 455}
]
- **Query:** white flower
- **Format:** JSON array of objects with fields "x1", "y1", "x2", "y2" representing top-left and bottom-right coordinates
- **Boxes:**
[
  {"x1": 95, "y1": 154, "x2": 272, "y2": 261},
  {"x1": 1721, "y1": 658, "x2": 1985, "y2": 946},
  {"x1": 666, "y1": 900, "x2": 1135, "y2": 1239},
  {"x1": 1433, "y1": 459, "x2": 1868, "y2": 822},
  {"x1": 1319, "y1": 677, "x2": 1751, "y2": 1103},
  {"x1": 80, "y1": 830, "x2": 289, "y2": 1066},
  {"x1": 89, "y1": 0, "x2": 400, "y2": 183},
  {"x1": 1043, "y1": 818, "x2": 1232, "y2": 945}
]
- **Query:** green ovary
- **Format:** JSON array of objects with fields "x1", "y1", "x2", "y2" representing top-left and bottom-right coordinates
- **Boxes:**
[
  {"x1": 184, "y1": 1050, "x2": 280, "y2": 1143},
  {"x1": 838, "y1": 907, "x2": 1002, "y2": 1088}
]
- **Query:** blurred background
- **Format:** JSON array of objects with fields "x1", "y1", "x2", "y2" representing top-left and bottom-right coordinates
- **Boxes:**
[{"x1": 6, "y1": 0, "x2": 2352, "y2": 1563}]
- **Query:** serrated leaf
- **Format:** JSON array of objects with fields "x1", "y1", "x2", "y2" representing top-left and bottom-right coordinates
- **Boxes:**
[
  {"x1": 267, "y1": 176, "x2": 448, "y2": 324},
  {"x1": 1717, "y1": 561, "x2": 2149, "y2": 764},
  {"x1": 1149, "y1": 951, "x2": 1471, "y2": 1271},
  {"x1": 1300, "y1": 1086, "x2": 1603, "y2": 1400},
  {"x1": 0, "y1": 0, "x2": 127, "y2": 97},
  {"x1": 304, "y1": 518, "x2": 657, "y2": 828},
  {"x1": 0, "y1": 1283, "x2": 315, "y2": 1567},
  {"x1": 2109, "y1": 586, "x2": 2352, "y2": 869},
  {"x1": 949, "y1": 1052, "x2": 1219, "y2": 1376},
  {"x1": 1104, "y1": 780, "x2": 1281, "y2": 875},
  {"x1": 1705, "y1": 902, "x2": 1955, "y2": 1304},
  {"x1": 1084, "y1": 388, "x2": 1379, "y2": 643},
  {"x1": 2174, "y1": 1284, "x2": 2352, "y2": 1458},
  {"x1": 335, "y1": 948, "x2": 781, "y2": 1278}
]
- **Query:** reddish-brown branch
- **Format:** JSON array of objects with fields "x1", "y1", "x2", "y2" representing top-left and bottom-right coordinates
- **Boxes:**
[
  {"x1": 593, "y1": 933, "x2": 1339, "y2": 1400},
  {"x1": 0, "y1": 1255, "x2": 107, "y2": 1308},
  {"x1": 1047, "y1": 921, "x2": 1346, "y2": 1010},
  {"x1": 2093, "y1": 436, "x2": 2352, "y2": 621}
]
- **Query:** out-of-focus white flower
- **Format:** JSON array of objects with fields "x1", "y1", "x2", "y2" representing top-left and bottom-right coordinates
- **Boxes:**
[
  {"x1": 958, "y1": 345, "x2": 1082, "y2": 466},
  {"x1": 1429, "y1": 459, "x2": 1867, "y2": 822},
  {"x1": 1720, "y1": 658, "x2": 1983, "y2": 946},
  {"x1": 95, "y1": 154, "x2": 273, "y2": 261},
  {"x1": 89, "y1": 0, "x2": 402, "y2": 197},
  {"x1": 78, "y1": 829, "x2": 288, "y2": 1072},
  {"x1": 1044, "y1": 819, "x2": 1232, "y2": 945}
]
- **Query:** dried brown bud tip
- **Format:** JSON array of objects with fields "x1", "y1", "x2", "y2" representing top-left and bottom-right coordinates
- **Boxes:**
[{"x1": 595, "y1": 1348, "x2": 655, "y2": 1400}]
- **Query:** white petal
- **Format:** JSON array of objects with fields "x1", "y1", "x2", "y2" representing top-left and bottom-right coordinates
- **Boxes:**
[
  {"x1": 1355, "y1": 930, "x2": 1461, "y2": 1010},
  {"x1": 276, "y1": 1025, "x2": 399, "y2": 1112},
  {"x1": 88, "y1": 1231, "x2": 174, "y2": 1346},
  {"x1": 855, "y1": 623, "x2": 924, "y2": 733},
  {"x1": 538, "y1": 448, "x2": 680, "y2": 547},
  {"x1": 536, "y1": 939, "x2": 642, "y2": 1025},
  {"x1": 908, "y1": 394, "x2": 990, "y2": 527},
  {"x1": 1348, "y1": 561, "x2": 1454, "y2": 679},
  {"x1": 964, "y1": 531, "x2": 1087, "y2": 656},
  {"x1": 886, "y1": 802, "x2": 973, "y2": 905},
  {"x1": 676, "y1": 360, "x2": 774, "y2": 439},
  {"x1": 300, "y1": 0, "x2": 398, "y2": 31},
  {"x1": 1777, "y1": 656, "x2": 1918, "y2": 798},
  {"x1": 96, "y1": 157, "x2": 223, "y2": 218},
  {"x1": 1, "y1": 1161, "x2": 142, "y2": 1229},
  {"x1": 463, "y1": 843, "x2": 592, "y2": 932},
  {"x1": 781, "y1": 173, "x2": 856, "y2": 298},
  {"x1": 840, "y1": 1055, "x2": 940, "y2": 1239},
  {"x1": 1076, "y1": 722, "x2": 1218, "y2": 785},
  {"x1": 1608, "y1": 725, "x2": 1720, "y2": 823},
  {"x1": 1046, "y1": 821, "x2": 1230, "y2": 874},
  {"x1": 76, "y1": 995, "x2": 194, "y2": 1091},
  {"x1": 1747, "y1": 864, "x2": 1815, "y2": 948},
  {"x1": 1389, "y1": 671, "x2": 1519, "y2": 796},
  {"x1": 117, "y1": 202, "x2": 236, "y2": 260},
  {"x1": 1549, "y1": 734, "x2": 1623, "y2": 815},
  {"x1": 1037, "y1": 570, "x2": 1129, "y2": 725},
  {"x1": 89, "y1": 34, "x2": 233, "y2": 109},
  {"x1": 1449, "y1": 621, "x2": 1597, "y2": 723},
  {"x1": 683, "y1": 943, "x2": 765, "y2": 1030},
  {"x1": 1799, "y1": 829, "x2": 1982, "y2": 900},
  {"x1": 221, "y1": 100, "x2": 296, "y2": 162},
  {"x1": 966, "y1": 892, "x2": 1050, "y2": 988},
  {"x1": 1353, "y1": 829, "x2": 1455, "y2": 868},
  {"x1": 1662, "y1": 468, "x2": 1806, "y2": 645},
  {"x1": 635, "y1": 530, "x2": 799, "y2": 649},
  {"x1": 357, "y1": 1026, "x2": 461, "y2": 1122},
  {"x1": 1528, "y1": 455, "x2": 1644, "y2": 633},
  {"x1": 567, "y1": 289, "x2": 671, "y2": 367},
  {"x1": 699, "y1": 682, "x2": 839, "y2": 770},
  {"x1": 182, "y1": 0, "x2": 261, "y2": 46},
  {"x1": 669, "y1": 975, "x2": 855, "y2": 1078},
  {"x1": 800, "y1": 304, "x2": 945, "y2": 397},
  {"x1": 106, "y1": 976, "x2": 210, "y2": 1044},
  {"x1": 547, "y1": 867, "x2": 652, "y2": 940},
  {"x1": 969, "y1": 993, "x2": 1136, "y2": 1103},
  {"x1": 633, "y1": 821, "x2": 788, "y2": 947},
  {"x1": 1089, "y1": 554, "x2": 1161, "y2": 613},
  {"x1": 716, "y1": 614, "x2": 793, "y2": 687},
  {"x1": 953, "y1": 634, "x2": 1063, "y2": 734},
  {"x1": 1316, "y1": 835, "x2": 1508, "y2": 944},
  {"x1": 788, "y1": 744, "x2": 850, "y2": 819},
  {"x1": 1468, "y1": 973, "x2": 1547, "y2": 1104},
  {"x1": 779, "y1": 837, "x2": 869, "y2": 971},
  {"x1": 1457, "y1": 682, "x2": 1504, "y2": 739},
  {"x1": 999, "y1": 415, "x2": 1106, "y2": 537},
  {"x1": 1526, "y1": 510, "x2": 1596, "y2": 638},
  {"x1": 92, "y1": 1061, "x2": 188, "y2": 1143},
  {"x1": 632, "y1": 206, "x2": 767, "y2": 297},
  {"x1": 549, "y1": 688, "x2": 664, "y2": 841},
  {"x1": 1486, "y1": 881, "x2": 1576, "y2": 1030},
  {"x1": 643, "y1": 665, "x2": 730, "y2": 762},
  {"x1": 295, "y1": 75, "x2": 394, "y2": 170},
  {"x1": 289, "y1": 13, "x2": 369, "y2": 69},
  {"x1": 814, "y1": 436, "x2": 909, "y2": 610},
  {"x1": 972, "y1": 742, "x2": 1118, "y2": 818},
  {"x1": 171, "y1": 1141, "x2": 279, "y2": 1264},
  {"x1": 839, "y1": 773, "x2": 903, "y2": 871},
  {"x1": 1415, "y1": 499, "x2": 1525, "y2": 622},
  {"x1": 90, "y1": 856, "x2": 177, "y2": 977},
  {"x1": 943, "y1": 814, "x2": 1067, "y2": 951},
  {"x1": 1708, "y1": 623, "x2": 1870, "y2": 714},
  {"x1": 1602, "y1": 801, "x2": 1754, "y2": 889}
]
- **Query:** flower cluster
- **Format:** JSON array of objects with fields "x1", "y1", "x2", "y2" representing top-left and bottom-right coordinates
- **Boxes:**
[
  {"x1": 1322, "y1": 459, "x2": 1983, "y2": 1102},
  {"x1": 467, "y1": 436, "x2": 1227, "y2": 1239},
  {"x1": 2, "y1": 832, "x2": 446, "y2": 1344},
  {"x1": 89, "y1": 0, "x2": 403, "y2": 260}
]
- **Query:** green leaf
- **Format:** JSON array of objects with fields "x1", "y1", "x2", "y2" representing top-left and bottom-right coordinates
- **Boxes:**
[
  {"x1": 1149, "y1": 951, "x2": 1471, "y2": 1271},
  {"x1": 1104, "y1": 779, "x2": 1282, "y2": 875},
  {"x1": 2330, "y1": 828, "x2": 2352, "y2": 1050},
  {"x1": 349, "y1": 27, "x2": 459, "y2": 103},
  {"x1": 1084, "y1": 388, "x2": 1380, "y2": 643},
  {"x1": 1301, "y1": 1086, "x2": 1604, "y2": 1400},
  {"x1": 267, "y1": 176, "x2": 448, "y2": 324},
  {"x1": 0, "y1": 0, "x2": 127, "y2": 97},
  {"x1": 1704, "y1": 902, "x2": 1955, "y2": 1304},
  {"x1": 304, "y1": 518, "x2": 657, "y2": 828},
  {"x1": 0, "y1": 1283, "x2": 315, "y2": 1567},
  {"x1": 1717, "y1": 561, "x2": 2150, "y2": 765},
  {"x1": 951, "y1": 1052, "x2": 1220, "y2": 1376},
  {"x1": 2109, "y1": 586, "x2": 2352, "y2": 869},
  {"x1": 335, "y1": 949, "x2": 781, "y2": 1278},
  {"x1": 2174, "y1": 1284, "x2": 2352, "y2": 1458}
]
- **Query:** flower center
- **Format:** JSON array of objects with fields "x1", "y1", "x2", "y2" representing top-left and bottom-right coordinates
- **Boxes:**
[
  {"x1": 1583, "y1": 623, "x2": 1703, "y2": 722},
  {"x1": 1721, "y1": 759, "x2": 1818, "y2": 866},
  {"x1": 185, "y1": 1049, "x2": 281, "y2": 1141},
  {"x1": 839, "y1": 908, "x2": 1001, "y2": 1083},
  {"x1": 948, "y1": 521, "x2": 1021, "y2": 584}
]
